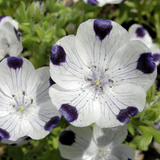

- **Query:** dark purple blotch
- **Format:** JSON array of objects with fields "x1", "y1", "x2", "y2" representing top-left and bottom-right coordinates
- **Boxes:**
[
  {"x1": 59, "y1": 104, "x2": 78, "y2": 122},
  {"x1": 39, "y1": 0, "x2": 42, "y2": 5},
  {"x1": 50, "y1": 45, "x2": 66, "y2": 66},
  {"x1": 0, "y1": 128, "x2": 10, "y2": 139},
  {"x1": 136, "y1": 52, "x2": 156, "y2": 74},
  {"x1": 0, "y1": 15, "x2": 6, "y2": 22},
  {"x1": 14, "y1": 28, "x2": 21, "y2": 42},
  {"x1": 59, "y1": 130, "x2": 75, "y2": 145},
  {"x1": 7, "y1": 57, "x2": 23, "y2": 70},
  {"x1": 153, "y1": 54, "x2": 160, "y2": 63},
  {"x1": 136, "y1": 27, "x2": 145, "y2": 38},
  {"x1": 94, "y1": 19, "x2": 112, "y2": 41},
  {"x1": 49, "y1": 77, "x2": 55, "y2": 86},
  {"x1": 44, "y1": 116, "x2": 60, "y2": 132},
  {"x1": 117, "y1": 106, "x2": 138, "y2": 123},
  {"x1": 87, "y1": 0, "x2": 99, "y2": 5}
]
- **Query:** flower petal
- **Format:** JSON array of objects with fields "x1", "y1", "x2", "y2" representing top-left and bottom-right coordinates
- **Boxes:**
[
  {"x1": 93, "y1": 124, "x2": 128, "y2": 146},
  {"x1": 76, "y1": 19, "x2": 129, "y2": 70},
  {"x1": 96, "y1": 83, "x2": 146, "y2": 128},
  {"x1": 0, "y1": 57, "x2": 34, "y2": 97},
  {"x1": 1, "y1": 136, "x2": 31, "y2": 146},
  {"x1": 128, "y1": 24, "x2": 152, "y2": 46},
  {"x1": 50, "y1": 35, "x2": 88, "y2": 90},
  {"x1": 59, "y1": 125, "x2": 98, "y2": 160},
  {"x1": 111, "y1": 144, "x2": 134, "y2": 160},
  {"x1": 84, "y1": 0, "x2": 125, "y2": 7},
  {"x1": 107, "y1": 40, "x2": 157, "y2": 92},
  {"x1": 49, "y1": 84, "x2": 101, "y2": 127},
  {"x1": 150, "y1": 43, "x2": 160, "y2": 65}
]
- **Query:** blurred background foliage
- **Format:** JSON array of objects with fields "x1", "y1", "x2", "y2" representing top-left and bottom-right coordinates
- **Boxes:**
[{"x1": 0, "y1": 0, "x2": 160, "y2": 159}]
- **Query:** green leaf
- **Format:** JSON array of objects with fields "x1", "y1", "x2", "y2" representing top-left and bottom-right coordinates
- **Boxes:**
[
  {"x1": 8, "y1": 146, "x2": 24, "y2": 160},
  {"x1": 34, "y1": 6, "x2": 42, "y2": 22},
  {"x1": 27, "y1": 1, "x2": 35, "y2": 19},
  {"x1": 34, "y1": 25, "x2": 45, "y2": 40},
  {"x1": 16, "y1": 1, "x2": 27, "y2": 23}
]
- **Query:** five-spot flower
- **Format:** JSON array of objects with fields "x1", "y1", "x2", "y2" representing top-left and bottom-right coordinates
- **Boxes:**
[
  {"x1": 128, "y1": 24, "x2": 160, "y2": 66},
  {"x1": 0, "y1": 57, "x2": 61, "y2": 141},
  {"x1": 59, "y1": 124, "x2": 134, "y2": 160},
  {"x1": 83, "y1": 0, "x2": 127, "y2": 7},
  {"x1": 49, "y1": 19, "x2": 157, "y2": 128},
  {"x1": 0, "y1": 16, "x2": 23, "y2": 61}
]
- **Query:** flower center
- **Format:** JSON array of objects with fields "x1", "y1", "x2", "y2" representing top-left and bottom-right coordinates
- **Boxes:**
[
  {"x1": 94, "y1": 79, "x2": 101, "y2": 86},
  {"x1": 85, "y1": 66, "x2": 113, "y2": 96},
  {"x1": 18, "y1": 106, "x2": 25, "y2": 112},
  {"x1": 11, "y1": 91, "x2": 34, "y2": 115}
]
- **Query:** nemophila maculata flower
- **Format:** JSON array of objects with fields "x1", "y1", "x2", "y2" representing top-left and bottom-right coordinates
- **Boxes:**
[
  {"x1": 49, "y1": 19, "x2": 157, "y2": 128},
  {"x1": 83, "y1": 0, "x2": 127, "y2": 7},
  {"x1": 0, "y1": 16, "x2": 23, "y2": 61},
  {"x1": 0, "y1": 57, "x2": 61, "y2": 141},
  {"x1": 59, "y1": 124, "x2": 134, "y2": 160},
  {"x1": 129, "y1": 24, "x2": 160, "y2": 66}
]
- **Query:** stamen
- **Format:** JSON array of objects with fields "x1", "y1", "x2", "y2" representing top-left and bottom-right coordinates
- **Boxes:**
[
  {"x1": 94, "y1": 80, "x2": 101, "y2": 86},
  {"x1": 18, "y1": 106, "x2": 25, "y2": 112}
]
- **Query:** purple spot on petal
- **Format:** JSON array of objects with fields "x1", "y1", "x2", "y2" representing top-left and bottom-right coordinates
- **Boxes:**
[
  {"x1": 136, "y1": 52, "x2": 156, "y2": 74},
  {"x1": 136, "y1": 27, "x2": 145, "y2": 38},
  {"x1": 14, "y1": 28, "x2": 20, "y2": 42},
  {"x1": 94, "y1": 19, "x2": 112, "y2": 41},
  {"x1": 7, "y1": 57, "x2": 23, "y2": 70},
  {"x1": 49, "y1": 77, "x2": 55, "y2": 86},
  {"x1": 59, "y1": 130, "x2": 75, "y2": 145},
  {"x1": 50, "y1": 45, "x2": 66, "y2": 65},
  {"x1": 59, "y1": 104, "x2": 78, "y2": 122},
  {"x1": 117, "y1": 106, "x2": 138, "y2": 123},
  {"x1": 0, "y1": 128, "x2": 10, "y2": 139},
  {"x1": 0, "y1": 15, "x2": 6, "y2": 22},
  {"x1": 87, "y1": 0, "x2": 99, "y2": 5},
  {"x1": 44, "y1": 116, "x2": 60, "y2": 132},
  {"x1": 153, "y1": 54, "x2": 160, "y2": 63}
]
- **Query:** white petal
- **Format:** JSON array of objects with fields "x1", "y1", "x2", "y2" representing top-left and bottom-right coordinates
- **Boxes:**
[
  {"x1": 0, "y1": 57, "x2": 34, "y2": 97},
  {"x1": 93, "y1": 124, "x2": 128, "y2": 146},
  {"x1": 49, "y1": 84, "x2": 101, "y2": 127},
  {"x1": 96, "y1": 83, "x2": 146, "y2": 128},
  {"x1": 83, "y1": 0, "x2": 124, "y2": 7},
  {"x1": 0, "y1": 23, "x2": 23, "y2": 57},
  {"x1": 0, "y1": 16, "x2": 18, "y2": 29},
  {"x1": 111, "y1": 144, "x2": 134, "y2": 160},
  {"x1": 108, "y1": 40, "x2": 157, "y2": 92},
  {"x1": 59, "y1": 125, "x2": 98, "y2": 160},
  {"x1": 128, "y1": 24, "x2": 152, "y2": 46},
  {"x1": 50, "y1": 35, "x2": 88, "y2": 90},
  {"x1": 76, "y1": 19, "x2": 129, "y2": 71},
  {"x1": 1, "y1": 136, "x2": 30, "y2": 146},
  {"x1": 150, "y1": 43, "x2": 160, "y2": 66}
]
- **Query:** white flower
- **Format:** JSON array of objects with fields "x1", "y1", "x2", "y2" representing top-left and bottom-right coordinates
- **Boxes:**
[
  {"x1": 1, "y1": 136, "x2": 31, "y2": 146},
  {"x1": 49, "y1": 19, "x2": 157, "y2": 128},
  {"x1": 0, "y1": 16, "x2": 23, "y2": 61},
  {"x1": 59, "y1": 124, "x2": 134, "y2": 160},
  {"x1": 0, "y1": 57, "x2": 61, "y2": 141},
  {"x1": 83, "y1": 0, "x2": 126, "y2": 7},
  {"x1": 128, "y1": 24, "x2": 160, "y2": 65}
]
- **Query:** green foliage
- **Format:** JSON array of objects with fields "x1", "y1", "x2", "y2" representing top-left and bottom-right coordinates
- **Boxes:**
[{"x1": 0, "y1": 0, "x2": 160, "y2": 159}]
